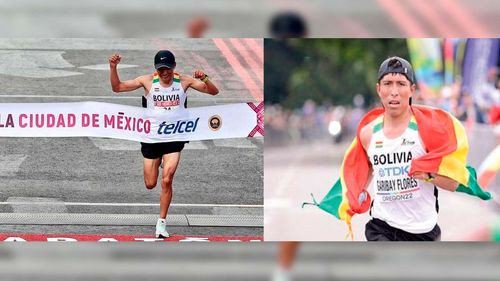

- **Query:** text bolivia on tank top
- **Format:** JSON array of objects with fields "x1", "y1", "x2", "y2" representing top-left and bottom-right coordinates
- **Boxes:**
[
  {"x1": 142, "y1": 72, "x2": 187, "y2": 110},
  {"x1": 367, "y1": 115, "x2": 439, "y2": 234}
]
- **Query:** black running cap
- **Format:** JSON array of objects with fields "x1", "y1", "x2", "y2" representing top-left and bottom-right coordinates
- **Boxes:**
[
  {"x1": 378, "y1": 56, "x2": 415, "y2": 84},
  {"x1": 154, "y1": 50, "x2": 175, "y2": 69}
]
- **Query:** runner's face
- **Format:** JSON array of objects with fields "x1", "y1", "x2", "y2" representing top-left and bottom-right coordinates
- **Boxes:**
[
  {"x1": 157, "y1": 66, "x2": 174, "y2": 81},
  {"x1": 376, "y1": 73, "x2": 415, "y2": 116}
]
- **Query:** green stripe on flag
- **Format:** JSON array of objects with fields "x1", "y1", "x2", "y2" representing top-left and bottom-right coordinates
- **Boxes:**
[
  {"x1": 455, "y1": 165, "x2": 492, "y2": 200},
  {"x1": 318, "y1": 179, "x2": 343, "y2": 219}
]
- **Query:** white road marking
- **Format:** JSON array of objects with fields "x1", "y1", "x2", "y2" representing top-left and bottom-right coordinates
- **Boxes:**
[
  {"x1": 0, "y1": 154, "x2": 27, "y2": 177},
  {"x1": 79, "y1": 64, "x2": 137, "y2": 70},
  {"x1": 0, "y1": 50, "x2": 82, "y2": 78},
  {"x1": 6, "y1": 197, "x2": 68, "y2": 213}
]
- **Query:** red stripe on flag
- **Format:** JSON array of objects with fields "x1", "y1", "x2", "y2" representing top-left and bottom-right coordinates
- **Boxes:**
[{"x1": 410, "y1": 106, "x2": 458, "y2": 175}]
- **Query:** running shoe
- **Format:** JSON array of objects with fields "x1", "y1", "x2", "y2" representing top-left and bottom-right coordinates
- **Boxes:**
[{"x1": 155, "y1": 218, "x2": 169, "y2": 238}]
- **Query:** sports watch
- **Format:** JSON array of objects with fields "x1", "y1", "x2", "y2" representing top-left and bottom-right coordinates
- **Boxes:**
[{"x1": 425, "y1": 173, "x2": 435, "y2": 183}]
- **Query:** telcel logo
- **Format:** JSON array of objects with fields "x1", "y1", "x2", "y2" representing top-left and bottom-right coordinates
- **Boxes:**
[{"x1": 157, "y1": 118, "x2": 200, "y2": 135}]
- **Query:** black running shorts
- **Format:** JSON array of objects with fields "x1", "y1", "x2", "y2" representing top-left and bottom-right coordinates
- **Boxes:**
[
  {"x1": 140, "y1": 141, "x2": 186, "y2": 159},
  {"x1": 365, "y1": 218, "x2": 441, "y2": 241}
]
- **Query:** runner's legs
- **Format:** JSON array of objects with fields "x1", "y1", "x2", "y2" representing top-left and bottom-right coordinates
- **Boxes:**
[
  {"x1": 160, "y1": 152, "x2": 181, "y2": 219},
  {"x1": 143, "y1": 158, "x2": 162, "y2": 189}
]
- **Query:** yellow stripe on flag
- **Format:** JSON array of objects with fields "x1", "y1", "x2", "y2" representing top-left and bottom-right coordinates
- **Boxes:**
[
  {"x1": 338, "y1": 138, "x2": 358, "y2": 221},
  {"x1": 438, "y1": 113, "x2": 469, "y2": 186}
]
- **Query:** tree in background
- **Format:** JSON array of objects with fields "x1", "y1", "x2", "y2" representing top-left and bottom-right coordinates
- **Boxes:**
[{"x1": 265, "y1": 39, "x2": 409, "y2": 108}]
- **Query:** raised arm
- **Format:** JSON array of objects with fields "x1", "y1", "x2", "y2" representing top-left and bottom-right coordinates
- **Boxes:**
[
  {"x1": 186, "y1": 70, "x2": 219, "y2": 95},
  {"x1": 109, "y1": 53, "x2": 144, "y2": 93}
]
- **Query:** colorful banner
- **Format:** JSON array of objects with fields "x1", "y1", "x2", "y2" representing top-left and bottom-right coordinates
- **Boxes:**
[
  {"x1": 407, "y1": 38, "x2": 444, "y2": 98},
  {"x1": 0, "y1": 102, "x2": 264, "y2": 142},
  {"x1": 462, "y1": 39, "x2": 500, "y2": 108},
  {"x1": 453, "y1": 39, "x2": 467, "y2": 82},
  {"x1": 443, "y1": 38, "x2": 454, "y2": 86}
]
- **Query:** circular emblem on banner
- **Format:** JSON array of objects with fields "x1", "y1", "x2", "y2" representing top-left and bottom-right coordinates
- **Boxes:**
[{"x1": 209, "y1": 115, "x2": 222, "y2": 131}]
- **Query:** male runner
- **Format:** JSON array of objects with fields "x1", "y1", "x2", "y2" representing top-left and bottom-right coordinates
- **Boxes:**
[
  {"x1": 306, "y1": 56, "x2": 491, "y2": 241},
  {"x1": 108, "y1": 50, "x2": 219, "y2": 238},
  {"x1": 359, "y1": 56, "x2": 459, "y2": 241}
]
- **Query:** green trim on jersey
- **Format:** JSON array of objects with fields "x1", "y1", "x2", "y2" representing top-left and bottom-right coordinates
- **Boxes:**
[
  {"x1": 408, "y1": 121, "x2": 418, "y2": 131},
  {"x1": 173, "y1": 73, "x2": 180, "y2": 83}
]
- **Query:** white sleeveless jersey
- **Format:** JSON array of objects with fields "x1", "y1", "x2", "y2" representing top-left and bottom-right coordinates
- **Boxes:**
[
  {"x1": 143, "y1": 72, "x2": 187, "y2": 111},
  {"x1": 367, "y1": 115, "x2": 438, "y2": 234}
]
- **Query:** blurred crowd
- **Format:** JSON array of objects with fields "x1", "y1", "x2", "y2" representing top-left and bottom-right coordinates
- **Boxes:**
[
  {"x1": 415, "y1": 70, "x2": 500, "y2": 125},
  {"x1": 266, "y1": 69, "x2": 500, "y2": 147},
  {"x1": 266, "y1": 96, "x2": 365, "y2": 147}
]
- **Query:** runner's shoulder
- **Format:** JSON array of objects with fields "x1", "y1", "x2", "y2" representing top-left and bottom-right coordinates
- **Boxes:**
[
  {"x1": 179, "y1": 73, "x2": 193, "y2": 82},
  {"x1": 137, "y1": 73, "x2": 154, "y2": 84},
  {"x1": 179, "y1": 73, "x2": 197, "y2": 88}
]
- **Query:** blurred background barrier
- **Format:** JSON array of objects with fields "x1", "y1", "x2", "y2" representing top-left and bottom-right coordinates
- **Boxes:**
[
  {"x1": 0, "y1": 0, "x2": 499, "y2": 37},
  {"x1": 0, "y1": 243, "x2": 499, "y2": 280}
]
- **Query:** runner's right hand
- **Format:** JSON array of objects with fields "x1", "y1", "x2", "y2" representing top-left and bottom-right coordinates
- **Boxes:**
[{"x1": 109, "y1": 53, "x2": 122, "y2": 68}]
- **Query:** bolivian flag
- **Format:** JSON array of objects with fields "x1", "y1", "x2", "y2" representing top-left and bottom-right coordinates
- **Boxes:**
[{"x1": 304, "y1": 105, "x2": 492, "y2": 239}]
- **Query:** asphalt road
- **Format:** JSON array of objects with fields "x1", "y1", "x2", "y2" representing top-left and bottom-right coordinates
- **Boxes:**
[{"x1": 0, "y1": 38, "x2": 263, "y2": 239}]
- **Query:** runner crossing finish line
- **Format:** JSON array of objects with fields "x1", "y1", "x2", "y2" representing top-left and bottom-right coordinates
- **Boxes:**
[{"x1": 0, "y1": 101, "x2": 264, "y2": 141}]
